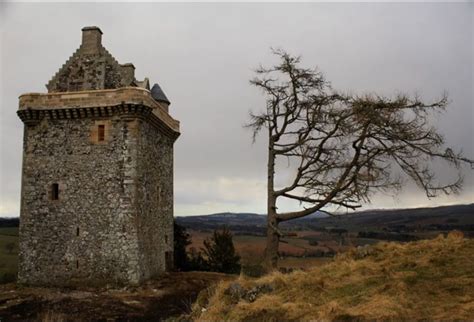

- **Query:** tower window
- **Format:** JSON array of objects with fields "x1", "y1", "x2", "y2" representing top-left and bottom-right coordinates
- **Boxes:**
[
  {"x1": 98, "y1": 125, "x2": 105, "y2": 141},
  {"x1": 51, "y1": 183, "x2": 59, "y2": 200},
  {"x1": 76, "y1": 227, "x2": 80, "y2": 236},
  {"x1": 76, "y1": 260, "x2": 79, "y2": 269}
]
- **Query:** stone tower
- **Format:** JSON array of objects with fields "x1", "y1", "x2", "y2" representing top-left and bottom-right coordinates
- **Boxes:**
[{"x1": 17, "y1": 27, "x2": 180, "y2": 286}]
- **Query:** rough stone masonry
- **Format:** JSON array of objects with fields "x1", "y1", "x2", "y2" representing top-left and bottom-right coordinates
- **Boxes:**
[{"x1": 17, "y1": 27, "x2": 180, "y2": 286}]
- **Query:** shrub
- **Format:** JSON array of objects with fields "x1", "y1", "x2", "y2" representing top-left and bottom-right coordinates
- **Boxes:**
[
  {"x1": 1, "y1": 272, "x2": 16, "y2": 284},
  {"x1": 174, "y1": 222, "x2": 191, "y2": 271},
  {"x1": 202, "y1": 227, "x2": 241, "y2": 274},
  {"x1": 187, "y1": 247, "x2": 209, "y2": 271}
]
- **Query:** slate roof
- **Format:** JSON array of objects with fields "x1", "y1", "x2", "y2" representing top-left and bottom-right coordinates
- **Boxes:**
[{"x1": 151, "y1": 83, "x2": 171, "y2": 105}]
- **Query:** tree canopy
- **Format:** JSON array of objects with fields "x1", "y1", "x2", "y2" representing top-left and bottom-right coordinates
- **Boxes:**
[{"x1": 247, "y1": 49, "x2": 474, "y2": 269}]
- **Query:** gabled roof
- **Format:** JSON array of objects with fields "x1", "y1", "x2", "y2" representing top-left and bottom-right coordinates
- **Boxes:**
[
  {"x1": 44, "y1": 27, "x2": 173, "y2": 110},
  {"x1": 46, "y1": 27, "x2": 138, "y2": 93}
]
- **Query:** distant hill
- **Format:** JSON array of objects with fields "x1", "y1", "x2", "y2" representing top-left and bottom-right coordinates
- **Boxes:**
[
  {"x1": 298, "y1": 203, "x2": 474, "y2": 232},
  {"x1": 0, "y1": 218, "x2": 19, "y2": 228},
  {"x1": 3, "y1": 204, "x2": 473, "y2": 234},
  {"x1": 175, "y1": 204, "x2": 474, "y2": 235}
]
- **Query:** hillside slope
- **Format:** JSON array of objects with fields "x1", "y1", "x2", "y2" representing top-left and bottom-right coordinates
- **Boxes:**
[{"x1": 192, "y1": 232, "x2": 474, "y2": 321}]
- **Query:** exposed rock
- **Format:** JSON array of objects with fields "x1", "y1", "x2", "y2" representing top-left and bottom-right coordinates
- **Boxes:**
[
  {"x1": 243, "y1": 284, "x2": 274, "y2": 303},
  {"x1": 224, "y1": 282, "x2": 274, "y2": 303},
  {"x1": 224, "y1": 282, "x2": 245, "y2": 303},
  {"x1": 355, "y1": 245, "x2": 375, "y2": 259}
]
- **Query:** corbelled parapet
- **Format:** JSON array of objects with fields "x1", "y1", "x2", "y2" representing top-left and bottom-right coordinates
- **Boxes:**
[{"x1": 18, "y1": 87, "x2": 180, "y2": 139}]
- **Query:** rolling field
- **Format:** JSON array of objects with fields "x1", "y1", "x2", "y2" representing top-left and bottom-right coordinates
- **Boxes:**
[{"x1": 188, "y1": 229, "x2": 350, "y2": 269}]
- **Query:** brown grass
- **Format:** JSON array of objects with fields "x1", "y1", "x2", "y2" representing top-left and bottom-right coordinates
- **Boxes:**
[{"x1": 192, "y1": 231, "x2": 474, "y2": 321}]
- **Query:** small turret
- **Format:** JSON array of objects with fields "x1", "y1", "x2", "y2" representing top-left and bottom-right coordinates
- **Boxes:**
[{"x1": 151, "y1": 83, "x2": 171, "y2": 111}]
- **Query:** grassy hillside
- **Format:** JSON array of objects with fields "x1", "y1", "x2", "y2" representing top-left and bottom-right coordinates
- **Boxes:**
[{"x1": 191, "y1": 231, "x2": 474, "y2": 321}]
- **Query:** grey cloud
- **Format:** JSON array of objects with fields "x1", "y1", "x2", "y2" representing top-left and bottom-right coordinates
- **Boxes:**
[{"x1": 0, "y1": 3, "x2": 472, "y2": 217}]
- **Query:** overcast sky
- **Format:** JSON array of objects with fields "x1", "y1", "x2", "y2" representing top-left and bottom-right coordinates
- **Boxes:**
[{"x1": 0, "y1": 2, "x2": 472, "y2": 217}]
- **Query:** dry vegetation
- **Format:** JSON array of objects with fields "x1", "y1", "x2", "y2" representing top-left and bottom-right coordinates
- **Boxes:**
[{"x1": 191, "y1": 231, "x2": 474, "y2": 321}]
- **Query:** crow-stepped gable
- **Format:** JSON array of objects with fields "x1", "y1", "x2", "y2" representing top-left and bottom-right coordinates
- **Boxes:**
[{"x1": 17, "y1": 27, "x2": 180, "y2": 286}]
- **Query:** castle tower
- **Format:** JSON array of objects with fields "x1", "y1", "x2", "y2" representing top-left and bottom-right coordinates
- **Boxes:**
[{"x1": 17, "y1": 27, "x2": 180, "y2": 286}]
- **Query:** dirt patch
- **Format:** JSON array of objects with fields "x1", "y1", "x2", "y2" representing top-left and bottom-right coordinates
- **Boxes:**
[{"x1": 0, "y1": 272, "x2": 233, "y2": 321}]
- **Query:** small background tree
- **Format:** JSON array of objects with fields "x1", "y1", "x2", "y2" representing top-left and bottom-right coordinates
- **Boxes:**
[
  {"x1": 174, "y1": 222, "x2": 191, "y2": 271},
  {"x1": 202, "y1": 227, "x2": 241, "y2": 274},
  {"x1": 187, "y1": 247, "x2": 209, "y2": 272}
]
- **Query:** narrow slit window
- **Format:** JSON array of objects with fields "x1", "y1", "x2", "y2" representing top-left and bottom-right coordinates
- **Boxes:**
[
  {"x1": 98, "y1": 125, "x2": 105, "y2": 141},
  {"x1": 76, "y1": 227, "x2": 79, "y2": 236},
  {"x1": 51, "y1": 183, "x2": 59, "y2": 200},
  {"x1": 76, "y1": 260, "x2": 79, "y2": 269}
]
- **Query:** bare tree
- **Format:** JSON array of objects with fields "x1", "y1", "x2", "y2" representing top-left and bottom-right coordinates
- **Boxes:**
[{"x1": 247, "y1": 49, "x2": 473, "y2": 270}]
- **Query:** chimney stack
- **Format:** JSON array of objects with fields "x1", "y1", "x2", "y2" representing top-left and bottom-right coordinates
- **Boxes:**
[
  {"x1": 120, "y1": 63, "x2": 135, "y2": 86},
  {"x1": 81, "y1": 26, "x2": 103, "y2": 55}
]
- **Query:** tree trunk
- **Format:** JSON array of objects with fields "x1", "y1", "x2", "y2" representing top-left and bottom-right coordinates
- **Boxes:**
[
  {"x1": 265, "y1": 203, "x2": 280, "y2": 270},
  {"x1": 264, "y1": 134, "x2": 279, "y2": 270}
]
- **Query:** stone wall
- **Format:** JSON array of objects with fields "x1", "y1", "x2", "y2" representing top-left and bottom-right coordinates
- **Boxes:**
[
  {"x1": 17, "y1": 115, "x2": 169, "y2": 286},
  {"x1": 135, "y1": 120, "x2": 175, "y2": 277}
]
